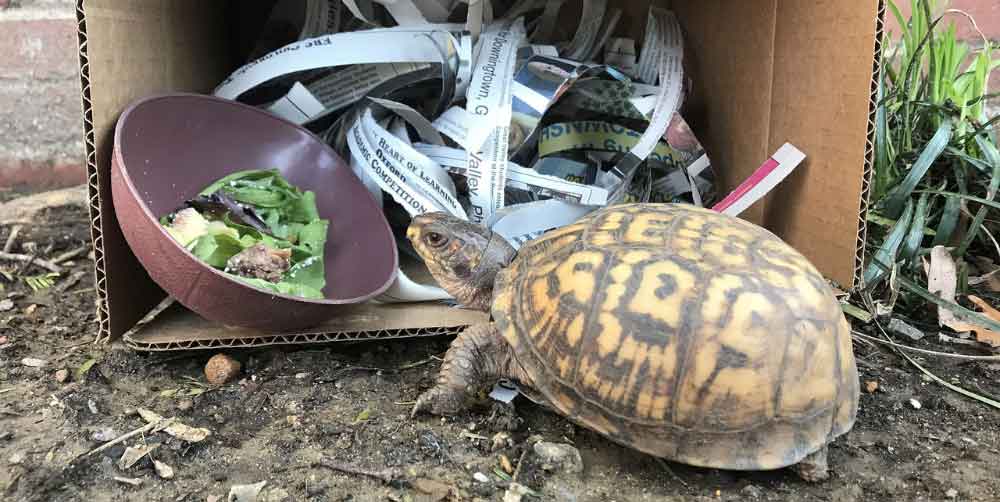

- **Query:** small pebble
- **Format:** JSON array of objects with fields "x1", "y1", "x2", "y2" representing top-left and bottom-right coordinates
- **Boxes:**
[
  {"x1": 91, "y1": 427, "x2": 118, "y2": 442},
  {"x1": 533, "y1": 441, "x2": 584, "y2": 474},
  {"x1": 87, "y1": 399, "x2": 99, "y2": 414},
  {"x1": 473, "y1": 472, "x2": 490, "y2": 483},
  {"x1": 21, "y1": 357, "x2": 47, "y2": 368},
  {"x1": 910, "y1": 398, "x2": 922, "y2": 409},
  {"x1": 9, "y1": 451, "x2": 25, "y2": 465},
  {"x1": 205, "y1": 353, "x2": 241, "y2": 386},
  {"x1": 294, "y1": 372, "x2": 310, "y2": 380},
  {"x1": 153, "y1": 459, "x2": 175, "y2": 479},
  {"x1": 0, "y1": 299, "x2": 13, "y2": 311},
  {"x1": 177, "y1": 399, "x2": 194, "y2": 411},
  {"x1": 54, "y1": 369, "x2": 69, "y2": 383},
  {"x1": 503, "y1": 483, "x2": 531, "y2": 502},
  {"x1": 946, "y1": 488, "x2": 958, "y2": 498}
]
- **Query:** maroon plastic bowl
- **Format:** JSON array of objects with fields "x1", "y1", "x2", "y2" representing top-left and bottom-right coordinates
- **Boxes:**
[{"x1": 111, "y1": 93, "x2": 397, "y2": 331}]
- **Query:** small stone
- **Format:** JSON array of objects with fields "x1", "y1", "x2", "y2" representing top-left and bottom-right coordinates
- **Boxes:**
[
  {"x1": 0, "y1": 299, "x2": 13, "y2": 311},
  {"x1": 491, "y1": 431, "x2": 512, "y2": 451},
  {"x1": 208, "y1": 496, "x2": 221, "y2": 502},
  {"x1": 946, "y1": 488, "x2": 958, "y2": 499},
  {"x1": 87, "y1": 399, "x2": 99, "y2": 414},
  {"x1": 177, "y1": 399, "x2": 194, "y2": 411},
  {"x1": 21, "y1": 357, "x2": 47, "y2": 367},
  {"x1": 473, "y1": 472, "x2": 490, "y2": 483},
  {"x1": 205, "y1": 353, "x2": 241, "y2": 386},
  {"x1": 413, "y1": 478, "x2": 451, "y2": 501},
  {"x1": 741, "y1": 484, "x2": 763, "y2": 498},
  {"x1": 9, "y1": 451, "x2": 25, "y2": 465},
  {"x1": 54, "y1": 369, "x2": 70, "y2": 383},
  {"x1": 154, "y1": 459, "x2": 175, "y2": 479},
  {"x1": 888, "y1": 318, "x2": 925, "y2": 340},
  {"x1": 91, "y1": 427, "x2": 118, "y2": 442},
  {"x1": 286, "y1": 415, "x2": 301, "y2": 428},
  {"x1": 263, "y1": 487, "x2": 290, "y2": 502},
  {"x1": 335, "y1": 434, "x2": 352, "y2": 450},
  {"x1": 865, "y1": 380, "x2": 879, "y2": 394},
  {"x1": 228, "y1": 481, "x2": 267, "y2": 502},
  {"x1": 294, "y1": 372, "x2": 310, "y2": 380},
  {"x1": 503, "y1": 483, "x2": 531, "y2": 502},
  {"x1": 910, "y1": 398, "x2": 922, "y2": 409},
  {"x1": 532, "y1": 441, "x2": 583, "y2": 474}
]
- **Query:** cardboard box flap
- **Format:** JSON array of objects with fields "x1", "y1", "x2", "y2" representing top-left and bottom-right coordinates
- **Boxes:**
[{"x1": 124, "y1": 300, "x2": 488, "y2": 351}]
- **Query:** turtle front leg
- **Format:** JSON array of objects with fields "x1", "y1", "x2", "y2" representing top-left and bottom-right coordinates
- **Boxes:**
[
  {"x1": 411, "y1": 322, "x2": 528, "y2": 418},
  {"x1": 789, "y1": 446, "x2": 829, "y2": 482}
]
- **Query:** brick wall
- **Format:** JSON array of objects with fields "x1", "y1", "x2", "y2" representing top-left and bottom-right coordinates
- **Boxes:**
[
  {"x1": 0, "y1": 0, "x2": 84, "y2": 189},
  {"x1": 0, "y1": 1, "x2": 996, "y2": 189}
]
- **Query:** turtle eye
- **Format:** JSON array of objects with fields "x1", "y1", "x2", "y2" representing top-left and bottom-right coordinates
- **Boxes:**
[{"x1": 424, "y1": 231, "x2": 448, "y2": 248}]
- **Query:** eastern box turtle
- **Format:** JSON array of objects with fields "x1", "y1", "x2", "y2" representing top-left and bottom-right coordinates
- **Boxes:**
[{"x1": 407, "y1": 203, "x2": 859, "y2": 481}]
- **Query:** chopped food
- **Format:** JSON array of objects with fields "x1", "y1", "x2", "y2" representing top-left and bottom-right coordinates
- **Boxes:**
[
  {"x1": 226, "y1": 243, "x2": 292, "y2": 283},
  {"x1": 160, "y1": 169, "x2": 329, "y2": 299}
]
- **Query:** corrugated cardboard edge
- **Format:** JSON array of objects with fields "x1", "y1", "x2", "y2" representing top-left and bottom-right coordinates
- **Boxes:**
[
  {"x1": 124, "y1": 325, "x2": 468, "y2": 351},
  {"x1": 76, "y1": 0, "x2": 112, "y2": 343},
  {"x1": 852, "y1": 0, "x2": 886, "y2": 291}
]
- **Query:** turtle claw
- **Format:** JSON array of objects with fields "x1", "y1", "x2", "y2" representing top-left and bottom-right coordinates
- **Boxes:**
[{"x1": 410, "y1": 387, "x2": 465, "y2": 419}]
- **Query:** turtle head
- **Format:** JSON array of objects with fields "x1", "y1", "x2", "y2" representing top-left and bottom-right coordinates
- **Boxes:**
[{"x1": 407, "y1": 212, "x2": 515, "y2": 311}]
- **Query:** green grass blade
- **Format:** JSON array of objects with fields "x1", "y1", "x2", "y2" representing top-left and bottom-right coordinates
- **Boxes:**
[
  {"x1": 900, "y1": 192, "x2": 929, "y2": 261},
  {"x1": 882, "y1": 119, "x2": 953, "y2": 218},
  {"x1": 865, "y1": 198, "x2": 915, "y2": 286},
  {"x1": 932, "y1": 193, "x2": 960, "y2": 246},
  {"x1": 956, "y1": 136, "x2": 1000, "y2": 256}
]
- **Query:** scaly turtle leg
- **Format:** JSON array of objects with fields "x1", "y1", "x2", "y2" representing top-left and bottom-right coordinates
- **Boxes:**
[
  {"x1": 411, "y1": 322, "x2": 530, "y2": 418},
  {"x1": 789, "y1": 446, "x2": 829, "y2": 482}
]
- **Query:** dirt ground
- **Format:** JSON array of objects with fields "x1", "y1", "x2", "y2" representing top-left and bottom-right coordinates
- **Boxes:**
[{"x1": 1, "y1": 188, "x2": 999, "y2": 502}]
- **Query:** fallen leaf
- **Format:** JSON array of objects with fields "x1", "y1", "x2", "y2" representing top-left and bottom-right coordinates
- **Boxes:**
[
  {"x1": 927, "y1": 248, "x2": 1000, "y2": 345},
  {"x1": 351, "y1": 408, "x2": 371, "y2": 425},
  {"x1": 153, "y1": 459, "x2": 175, "y2": 479},
  {"x1": 75, "y1": 358, "x2": 97, "y2": 381},
  {"x1": 137, "y1": 408, "x2": 211, "y2": 442},
  {"x1": 927, "y1": 246, "x2": 959, "y2": 326},
  {"x1": 159, "y1": 389, "x2": 179, "y2": 398},
  {"x1": 865, "y1": 381, "x2": 879, "y2": 394},
  {"x1": 118, "y1": 443, "x2": 159, "y2": 470},
  {"x1": 967, "y1": 296, "x2": 1000, "y2": 347}
]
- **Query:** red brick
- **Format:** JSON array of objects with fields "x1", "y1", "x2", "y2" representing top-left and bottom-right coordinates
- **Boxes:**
[
  {"x1": 0, "y1": 160, "x2": 84, "y2": 189},
  {"x1": 0, "y1": 18, "x2": 79, "y2": 79}
]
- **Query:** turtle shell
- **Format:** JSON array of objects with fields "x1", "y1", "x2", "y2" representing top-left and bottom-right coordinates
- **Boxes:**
[{"x1": 492, "y1": 203, "x2": 859, "y2": 471}]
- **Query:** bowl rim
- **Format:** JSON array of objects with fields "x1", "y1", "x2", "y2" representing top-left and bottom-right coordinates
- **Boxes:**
[{"x1": 112, "y1": 92, "x2": 399, "y2": 306}]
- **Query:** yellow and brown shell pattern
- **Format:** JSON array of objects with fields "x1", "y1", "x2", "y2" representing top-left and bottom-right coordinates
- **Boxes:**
[{"x1": 492, "y1": 203, "x2": 859, "y2": 471}]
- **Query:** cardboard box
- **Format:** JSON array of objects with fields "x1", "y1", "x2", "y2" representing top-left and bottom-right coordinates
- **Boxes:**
[{"x1": 75, "y1": 0, "x2": 885, "y2": 348}]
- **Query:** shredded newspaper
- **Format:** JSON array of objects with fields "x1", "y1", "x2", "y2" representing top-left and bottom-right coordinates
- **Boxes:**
[{"x1": 212, "y1": 0, "x2": 804, "y2": 302}]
